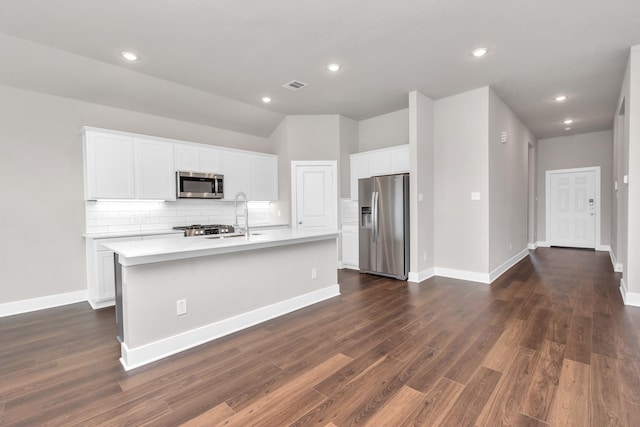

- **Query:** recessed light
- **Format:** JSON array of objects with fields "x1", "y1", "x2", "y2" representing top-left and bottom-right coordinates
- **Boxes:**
[
  {"x1": 563, "y1": 119, "x2": 573, "y2": 125},
  {"x1": 261, "y1": 96, "x2": 272, "y2": 104},
  {"x1": 120, "y1": 51, "x2": 138, "y2": 61},
  {"x1": 555, "y1": 95, "x2": 568, "y2": 102},
  {"x1": 471, "y1": 47, "x2": 488, "y2": 57},
  {"x1": 565, "y1": 127, "x2": 572, "y2": 131},
  {"x1": 327, "y1": 63, "x2": 341, "y2": 72}
]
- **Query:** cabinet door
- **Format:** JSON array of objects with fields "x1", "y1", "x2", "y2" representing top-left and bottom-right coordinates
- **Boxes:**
[
  {"x1": 391, "y1": 145, "x2": 410, "y2": 173},
  {"x1": 341, "y1": 225, "x2": 359, "y2": 268},
  {"x1": 368, "y1": 150, "x2": 392, "y2": 176},
  {"x1": 350, "y1": 154, "x2": 369, "y2": 200},
  {"x1": 221, "y1": 151, "x2": 252, "y2": 200},
  {"x1": 200, "y1": 148, "x2": 222, "y2": 173},
  {"x1": 174, "y1": 144, "x2": 200, "y2": 172},
  {"x1": 96, "y1": 251, "x2": 116, "y2": 301},
  {"x1": 250, "y1": 155, "x2": 278, "y2": 201},
  {"x1": 134, "y1": 138, "x2": 175, "y2": 200},
  {"x1": 84, "y1": 131, "x2": 135, "y2": 200}
]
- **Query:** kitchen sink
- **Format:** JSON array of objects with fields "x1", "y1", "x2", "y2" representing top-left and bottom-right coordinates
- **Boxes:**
[{"x1": 206, "y1": 233, "x2": 261, "y2": 240}]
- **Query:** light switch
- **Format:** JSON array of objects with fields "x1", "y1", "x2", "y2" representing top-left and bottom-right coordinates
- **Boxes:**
[
  {"x1": 624, "y1": 175, "x2": 629, "y2": 184},
  {"x1": 471, "y1": 192, "x2": 481, "y2": 201},
  {"x1": 501, "y1": 131, "x2": 508, "y2": 143},
  {"x1": 418, "y1": 192, "x2": 424, "y2": 202},
  {"x1": 615, "y1": 181, "x2": 618, "y2": 191}
]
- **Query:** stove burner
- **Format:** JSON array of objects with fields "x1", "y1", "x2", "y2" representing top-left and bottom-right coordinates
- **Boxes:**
[{"x1": 173, "y1": 224, "x2": 235, "y2": 237}]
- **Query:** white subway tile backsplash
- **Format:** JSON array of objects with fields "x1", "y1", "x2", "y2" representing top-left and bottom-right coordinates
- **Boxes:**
[{"x1": 85, "y1": 199, "x2": 272, "y2": 235}]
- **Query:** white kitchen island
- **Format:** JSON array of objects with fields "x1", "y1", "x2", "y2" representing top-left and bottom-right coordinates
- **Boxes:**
[{"x1": 102, "y1": 229, "x2": 340, "y2": 370}]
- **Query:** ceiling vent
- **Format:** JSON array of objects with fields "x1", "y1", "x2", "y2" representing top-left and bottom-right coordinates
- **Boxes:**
[{"x1": 282, "y1": 80, "x2": 308, "y2": 91}]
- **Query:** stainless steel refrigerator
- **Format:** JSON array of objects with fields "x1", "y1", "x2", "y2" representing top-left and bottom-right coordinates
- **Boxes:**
[{"x1": 358, "y1": 174, "x2": 410, "y2": 280}]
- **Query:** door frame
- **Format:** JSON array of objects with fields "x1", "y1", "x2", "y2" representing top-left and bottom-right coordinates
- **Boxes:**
[
  {"x1": 290, "y1": 160, "x2": 338, "y2": 231},
  {"x1": 545, "y1": 166, "x2": 601, "y2": 249}
]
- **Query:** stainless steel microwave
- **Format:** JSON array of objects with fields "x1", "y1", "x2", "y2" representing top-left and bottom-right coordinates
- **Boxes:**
[{"x1": 176, "y1": 171, "x2": 224, "y2": 199}]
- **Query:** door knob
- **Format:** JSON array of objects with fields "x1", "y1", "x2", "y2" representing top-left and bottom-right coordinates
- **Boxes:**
[{"x1": 298, "y1": 221, "x2": 303, "y2": 225}]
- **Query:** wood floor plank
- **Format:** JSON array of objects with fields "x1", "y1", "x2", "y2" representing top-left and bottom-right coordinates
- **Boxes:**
[
  {"x1": 592, "y1": 312, "x2": 618, "y2": 358},
  {"x1": 564, "y1": 315, "x2": 592, "y2": 364},
  {"x1": 520, "y1": 308, "x2": 553, "y2": 351},
  {"x1": 520, "y1": 340, "x2": 565, "y2": 422},
  {"x1": 218, "y1": 353, "x2": 352, "y2": 426},
  {"x1": 436, "y1": 366, "x2": 502, "y2": 426},
  {"x1": 401, "y1": 378, "x2": 463, "y2": 426},
  {"x1": 362, "y1": 385, "x2": 425, "y2": 426},
  {"x1": 179, "y1": 402, "x2": 235, "y2": 427},
  {"x1": 547, "y1": 359, "x2": 590, "y2": 426},
  {"x1": 590, "y1": 353, "x2": 624, "y2": 426},
  {"x1": 482, "y1": 319, "x2": 526, "y2": 372},
  {"x1": 476, "y1": 345, "x2": 539, "y2": 427}
]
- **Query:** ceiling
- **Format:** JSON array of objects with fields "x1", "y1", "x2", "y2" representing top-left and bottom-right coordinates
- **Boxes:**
[{"x1": 0, "y1": 0, "x2": 639, "y2": 139}]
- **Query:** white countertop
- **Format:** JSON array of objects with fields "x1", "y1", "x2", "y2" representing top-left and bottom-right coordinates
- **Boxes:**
[
  {"x1": 82, "y1": 230, "x2": 184, "y2": 239},
  {"x1": 102, "y1": 228, "x2": 340, "y2": 266}
]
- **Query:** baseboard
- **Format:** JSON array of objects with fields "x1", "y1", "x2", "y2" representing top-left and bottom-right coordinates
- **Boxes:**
[
  {"x1": 527, "y1": 243, "x2": 538, "y2": 250},
  {"x1": 408, "y1": 267, "x2": 435, "y2": 283},
  {"x1": 609, "y1": 249, "x2": 624, "y2": 273},
  {"x1": 342, "y1": 264, "x2": 360, "y2": 271},
  {"x1": 120, "y1": 284, "x2": 341, "y2": 370},
  {"x1": 536, "y1": 241, "x2": 550, "y2": 248},
  {"x1": 434, "y1": 267, "x2": 490, "y2": 284},
  {"x1": 0, "y1": 290, "x2": 88, "y2": 318},
  {"x1": 620, "y1": 279, "x2": 640, "y2": 307},
  {"x1": 596, "y1": 244, "x2": 611, "y2": 252},
  {"x1": 490, "y1": 249, "x2": 530, "y2": 283},
  {"x1": 88, "y1": 299, "x2": 116, "y2": 310},
  {"x1": 337, "y1": 261, "x2": 344, "y2": 269}
]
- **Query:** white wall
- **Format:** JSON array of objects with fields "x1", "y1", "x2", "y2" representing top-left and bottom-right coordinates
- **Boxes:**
[
  {"x1": 536, "y1": 130, "x2": 613, "y2": 246},
  {"x1": 434, "y1": 87, "x2": 490, "y2": 274},
  {"x1": 409, "y1": 91, "x2": 435, "y2": 280},
  {"x1": 339, "y1": 116, "x2": 359, "y2": 199},
  {"x1": 614, "y1": 44, "x2": 640, "y2": 303},
  {"x1": 488, "y1": 89, "x2": 535, "y2": 271},
  {"x1": 0, "y1": 84, "x2": 272, "y2": 305},
  {"x1": 358, "y1": 108, "x2": 409, "y2": 151}
]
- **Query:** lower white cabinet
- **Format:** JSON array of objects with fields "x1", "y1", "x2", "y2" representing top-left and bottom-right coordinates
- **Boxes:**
[
  {"x1": 86, "y1": 233, "x2": 182, "y2": 308},
  {"x1": 341, "y1": 224, "x2": 359, "y2": 269}
]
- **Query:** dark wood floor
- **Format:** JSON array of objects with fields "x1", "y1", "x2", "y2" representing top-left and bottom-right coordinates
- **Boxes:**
[{"x1": 2, "y1": 248, "x2": 639, "y2": 426}]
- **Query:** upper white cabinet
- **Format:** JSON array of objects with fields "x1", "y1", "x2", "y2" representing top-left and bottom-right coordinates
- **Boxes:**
[
  {"x1": 174, "y1": 144, "x2": 222, "y2": 173},
  {"x1": 350, "y1": 154, "x2": 370, "y2": 201},
  {"x1": 84, "y1": 131, "x2": 135, "y2": 200},
  {"x1": 134, "y1": 138, "x2": 175, "y2": 200},
  {"x1": 250, "y1": 155, "x2": 278, "y2": 201},
  {"x1": 84, "y1": 127, "x2": 279, "y2": 202},
  {"x1": 350, "y1": 144, "x2": 409, "y2": 200},
  {"x1": 221, "y1": 151, "x2": 251, "y2": 200}
]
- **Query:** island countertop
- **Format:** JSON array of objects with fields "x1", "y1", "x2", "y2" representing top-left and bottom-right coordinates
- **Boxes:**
[{"x1": 102, "y1": 228, "x2": 340, "y2": 266}]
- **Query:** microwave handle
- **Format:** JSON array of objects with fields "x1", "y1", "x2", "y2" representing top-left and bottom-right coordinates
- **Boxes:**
[{"x1": 214, "y1": 178, "x2": 218, "y2": 194}]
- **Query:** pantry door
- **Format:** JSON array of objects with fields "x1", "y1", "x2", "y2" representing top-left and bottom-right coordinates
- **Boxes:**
[
  {"x1": 546, "y1": 167, "x2": 600, "y2": 249},
  {"x1": 291, "y1": 161, "x2": 337, "y2": 232}
]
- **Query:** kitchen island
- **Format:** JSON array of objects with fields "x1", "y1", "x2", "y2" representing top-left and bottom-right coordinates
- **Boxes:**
[{"x1": 103, "y1": 229, "x2": 340, "y2": 370}]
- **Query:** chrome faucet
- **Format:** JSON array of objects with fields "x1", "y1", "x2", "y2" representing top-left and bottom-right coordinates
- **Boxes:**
[{"x1": 234, "y1": 191, "x2": 249, "y2": 236}]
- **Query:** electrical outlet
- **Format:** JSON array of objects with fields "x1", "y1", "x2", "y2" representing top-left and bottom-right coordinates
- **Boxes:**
[
  {"x1": 277, "y1": 210, "x2": 281, "y2": 217},
  {"x1": 311, "y1": 268, "x2": 317, "y2": 279},
  {"x1": 509, "y1": 243, "x2": 512, "y2": 251},
  {"x1": 176, "y1": 299, "x2": 187, "y2": 316},
  {"x1": 423, "y1": 252, "x2": 427, "y2": 261}
]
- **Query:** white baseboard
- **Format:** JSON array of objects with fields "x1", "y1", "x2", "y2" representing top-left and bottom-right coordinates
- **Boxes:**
[
  {"x1": 596, "y1": 244, "x2": 611, "y2": 252},
  {"x1": 609, "y1": 249, "x2": 623, "y2": 273},
  {"x1": 490, "y1": 249, "x2": 530, "y2": 283},
  {"x1": 88, "y1": 299, "x2": 116, "y2": 310},
  {"x1": 120, "y1": 284, "x2": 341, "y2": 371},
  {"x1": 337, "y1": 261, "x2": 344, "y2": 269},
  {"x1": 408, "y1": 267, "x2": 435, "y2": 283},
  {"x1": 0, "y1": 290, "x2": 88, "y2": 318},
  {"x1": 342, "y1": 264, "x2": 360, "y2": 271},
  {"x1": 620, "y1": 278, "x2": 640, "y2": 307},
  {"x1": 536, "y1": 241, "x2": 550, "y2": 248},
  {"x1": 434, "y1": 267, "x2": 490, "y2": 284},
  {"x1": 527, "y1": 243, "x2": 538, "y2": 250}
]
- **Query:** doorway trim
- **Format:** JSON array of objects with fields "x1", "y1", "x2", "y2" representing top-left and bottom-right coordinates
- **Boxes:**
[
  {"x1": 290, "y1": 160, "x2": 338, "y2": 231},
  {"x1": 545, "y1": 166, "x2": 602, "y2": 250}
]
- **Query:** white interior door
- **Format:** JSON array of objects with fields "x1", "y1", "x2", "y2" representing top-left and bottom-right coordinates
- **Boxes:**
[
  {"x1": 547, "y1": 169, "x2": 597, "y2": 248},
  {"x1": 292, "y1": 162, "x2": 336, "y2": 231}
]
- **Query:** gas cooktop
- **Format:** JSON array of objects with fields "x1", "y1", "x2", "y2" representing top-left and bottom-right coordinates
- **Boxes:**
[{"x1": 173, "y1": 224, "x2": 235, "y2": 237}]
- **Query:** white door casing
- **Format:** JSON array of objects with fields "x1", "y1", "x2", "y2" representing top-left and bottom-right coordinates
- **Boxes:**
[
  {"x1": 291, "y1": 161, "x2": 337, "y2": 231},
  {"x1": 546, "y1": 167, "x2": 600, "y2": 249}
]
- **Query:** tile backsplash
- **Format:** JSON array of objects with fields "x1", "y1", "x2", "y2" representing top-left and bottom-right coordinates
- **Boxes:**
[{"x1": 85, "y1": 199, "x2": 277, "y2": 235}]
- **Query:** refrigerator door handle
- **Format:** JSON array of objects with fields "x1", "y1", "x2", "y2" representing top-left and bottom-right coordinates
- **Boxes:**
[{"x1": 373, "y1": 191, "x2": 379, "y2": 243}]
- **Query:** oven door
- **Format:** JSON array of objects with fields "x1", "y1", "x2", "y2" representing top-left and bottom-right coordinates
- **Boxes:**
[{"x1": 176, "y1": 171, "x2": 224, "y2": 199}]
